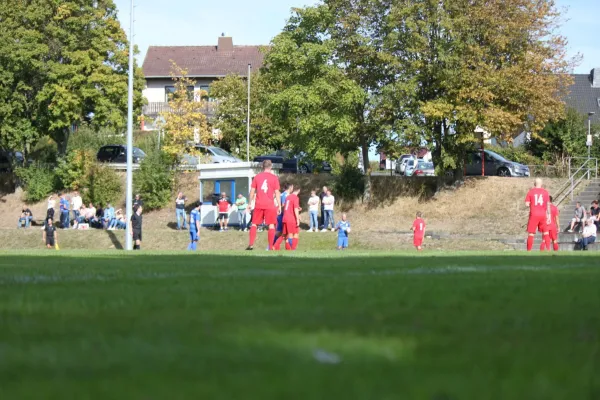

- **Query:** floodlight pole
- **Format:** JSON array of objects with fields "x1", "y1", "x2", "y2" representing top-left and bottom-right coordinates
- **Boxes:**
[
  {"x1": 247, "y1": 63, "x2": 251, "y2": 162},
  {"x1": 125, "y1": 0, "x2": 135, "y2": 251}
]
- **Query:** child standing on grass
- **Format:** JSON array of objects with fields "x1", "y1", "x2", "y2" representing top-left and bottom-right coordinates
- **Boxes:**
[
  {"x1": 335, "y1": 213, "x2": 351, "y2": 250},
  {"x1": 411, "y1": 211, "x2": 426, "y2": 251}
]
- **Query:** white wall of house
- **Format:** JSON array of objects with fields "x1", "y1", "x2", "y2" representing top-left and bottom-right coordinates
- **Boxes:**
[{"x1": 143, "y1": 78, "x2": 217, "y2": 103}]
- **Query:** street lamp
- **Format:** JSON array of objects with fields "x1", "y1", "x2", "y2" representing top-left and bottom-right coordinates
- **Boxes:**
[
  {"x1": 125, "y1": 0, "x2": 135, "y2": 251},
  {"x1": 588, "y1": 112, "x2": 595, "y2": 159}
]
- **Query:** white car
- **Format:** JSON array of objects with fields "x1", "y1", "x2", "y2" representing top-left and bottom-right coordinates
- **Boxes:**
[
  {"x1": 395, "y1": 156, "x2": 415, "y2": 175},
  {"x1": 181, "y1": 145, "x2": 243, "y2": 165}
]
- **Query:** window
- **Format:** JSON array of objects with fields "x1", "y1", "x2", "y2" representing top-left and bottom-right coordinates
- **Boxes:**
[
  {"x1": 165, "y1": 85, "x2": 195, "y2": 102},
  {"x1": 199, "y1": 85, "x2": 210, "y2": 101}
]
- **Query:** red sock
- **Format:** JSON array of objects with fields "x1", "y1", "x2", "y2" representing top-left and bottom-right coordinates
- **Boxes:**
[
  {"x1": 553, "y1": 242, "x2": 559, "y2": 251},
  {"x1": 527, "y1": 236, "x2": 534, "y2": 251},
  {"x1": 267, "y1": 229, "x2": 275, "y2": 250},
  {"x1": 544, "y1": 235, "x2": 551, "y2": 251},
  {"x1": 292, "y1": 238, "x2": 298, "y2": 250},
  {"x1": 249, "y1": 226, "x2": 257, "y2": 247},
  {"x1": 540, "y1": 241, "x2": 546, "y2": 251},
  {"x1": 274, "y1": 236, "x2": 285, "y2": 250},
  {"x1": 285, "y1": 240, "x2": 291, "y2": 250}
]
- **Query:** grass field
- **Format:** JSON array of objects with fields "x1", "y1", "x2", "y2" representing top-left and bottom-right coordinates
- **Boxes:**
[{"x1": 1, "y1": 251, "x2": 599, "y2": 399}]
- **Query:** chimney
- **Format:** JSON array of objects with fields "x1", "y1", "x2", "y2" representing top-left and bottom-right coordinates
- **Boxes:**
[
  {"x1": 218, "y1": 34, "x2": 233, "y2": 52},
  {"x1": 592, "y1": 68, "x2": 600, "y2": 88}
]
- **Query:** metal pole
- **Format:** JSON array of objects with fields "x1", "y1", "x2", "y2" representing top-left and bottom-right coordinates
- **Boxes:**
[
  {"x1": 246, "y1": 64, "x2": 251, "y2": 163},
  {"x1": 125, "y1": 0, "x2": 135, "y2": 251}
]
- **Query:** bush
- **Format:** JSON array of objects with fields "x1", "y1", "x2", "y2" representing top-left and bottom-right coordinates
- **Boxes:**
[
  {"x1": 15, "y1": 164, "x2": 59, "y2": 202},
  {"x1": 29, "y1": 136, "x2": 58, "y2": 164},
  {"x1": 55, "y1": 149, "x2": 96, "y2": 190},
  {"x1": 334, "y1": 165, "x2": 365, "y2": 203},
  {"x1": 68, "y1": 124, "x2": 125, "y2": 153},
  {"x1": 134, "y1": 151, "x2": 175, "y2": 210},
  {"x1": 82, "y1": 164, "x2": 122, "y2": 206}
]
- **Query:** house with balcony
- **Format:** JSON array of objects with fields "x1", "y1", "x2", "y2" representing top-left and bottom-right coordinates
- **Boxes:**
[{"x1": 141, "y1": 35, "x2": 266, "y2": 131}]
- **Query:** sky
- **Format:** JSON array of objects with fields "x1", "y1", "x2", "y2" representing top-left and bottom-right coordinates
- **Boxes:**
[{"x1": 114, "y1": 0, "x2": 599, "y2": 74}]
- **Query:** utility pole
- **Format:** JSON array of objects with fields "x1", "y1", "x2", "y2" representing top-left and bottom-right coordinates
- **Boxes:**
[
  {"x1": 588, "y1": 112, "x2": 595, "y2": 160},
  {"x1": 125, "y1": 0, "x2": 135, "y2": 251},
  {"x1": 247, "y1": 64, "x2": 251, "y2": 163}
]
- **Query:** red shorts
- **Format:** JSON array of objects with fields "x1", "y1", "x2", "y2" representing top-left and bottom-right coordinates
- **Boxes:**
[
  {"x1": 548, "y1": 228, "x2": 557, "y2": 241},
  {"x1": 527, "y1": 216, "x2": 548, "y2": 234},
  {"x1": 414, "y1": 236, "x2": 423, "y2": 247},
  {"x1": 282, "y1": 222, "x2": 299, "y2": 235},
  {"x1": 252, "y1": 208, "x2": 277, "y2": 226}
]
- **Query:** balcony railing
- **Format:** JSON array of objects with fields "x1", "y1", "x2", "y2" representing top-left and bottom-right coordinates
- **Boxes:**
[{"x1": 142, "y1": 101, "x2": 218, "y2": 117}]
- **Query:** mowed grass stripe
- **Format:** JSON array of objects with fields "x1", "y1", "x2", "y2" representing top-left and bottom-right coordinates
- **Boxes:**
[{"x1": 0, "y1": 252, "x2": 599, "y2": 399}]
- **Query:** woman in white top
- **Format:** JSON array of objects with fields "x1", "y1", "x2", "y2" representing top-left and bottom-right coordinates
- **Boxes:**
[
  {"x1": 307, "y1": 190, "x2": 320, "y2": 232},
  {"x1": 322, "y1": 190, "x2": 335, "y2": 231}
]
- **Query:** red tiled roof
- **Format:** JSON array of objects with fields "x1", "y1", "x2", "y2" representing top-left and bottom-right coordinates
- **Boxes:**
[{"x1": 142, "y1": 44, "x2": 267, "y2": 78}]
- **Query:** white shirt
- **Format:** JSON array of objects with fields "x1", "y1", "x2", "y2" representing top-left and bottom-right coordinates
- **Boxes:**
[
  {"x1": 308, "y1": 195, "x2": 320, "y2": 212},
  {"x1": 72, "y1": 195, "x2": 83, "y2": 211},
  {"x1": 583, "y1": 224, "x2": 597, "y2": 238},
  {"x1": 323, "y1": 195, "x2": 335, "y2": 211},
  {"x1": 47, "y1": 199, "x2": 56, "y2": 210}
]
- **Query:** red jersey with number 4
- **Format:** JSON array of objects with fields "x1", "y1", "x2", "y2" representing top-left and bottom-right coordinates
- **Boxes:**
[
  {"x1": 550, "y1": 204, "x2": 559, "y2": 231},
  {"x1": 413, "y1": 218, "x2": 426, "y2": 237},
  {"x1": 251, "y1": 172, "x2": 280, "y2": 210},
  {"x1": 283, "y1": 194, "x2": 300, "y2": 223},
  {"x1": 525, "y1": 188, "x2": 550, "y2": 217}
]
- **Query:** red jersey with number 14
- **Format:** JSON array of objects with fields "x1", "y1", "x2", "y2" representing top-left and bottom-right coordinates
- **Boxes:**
[
  {"x1": 413, "y1": 218, "x2": 426, "y2": 237},
  {"x1": 283, "y1": 194, "x2": 300, "y2": 223},
  {"x1": 251, "y1": 172, "x2": 280, "y2": 210},
  {"x1": 525, "y1": 188, "x2": 549, "y2": 217}
]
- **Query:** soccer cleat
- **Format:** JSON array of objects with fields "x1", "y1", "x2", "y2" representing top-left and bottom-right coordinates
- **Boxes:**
[{"x1": 245, "y1": 246, "x2": 254, "y2": 251}]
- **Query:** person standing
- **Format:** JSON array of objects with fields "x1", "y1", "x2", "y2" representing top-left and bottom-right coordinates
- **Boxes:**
[
  {"x1": 131, "y1": 205, "x2": 143, "y2": 250},
  {"x1": 411, "y1": 211, "x2": 426, "y2": 251},
  {"x1": 276, "y1": 186, "x2": 301, "y2": 250},
  {"x1": 307, "y1": 190, "x2": 320, "y2": 232},
  {"x1": 133, "y1": 194, "x2": 144, "y2": 208},
  {"x1": 218, "y1": 192, "x2": 232, "y2": 231},
  {"x1": 235, "y1": 194, "x2": 248, "y2": 231},
  {"x1": 274, "y1": 183, "x2": 293, "y2": 248},
  {"x1": 71, "y1": 191, "x2": 82, "y2": 229},
  {"x1": 59, "y1": 193, "x2": 70, "y2": 229},
  {"x1": 46, "y1": 194, "x2": 56, "y2": 223},
  {"x1": 319, "y1": 186, "x2": 328, "y2": 229},
  {"x1": 541, "y1": 196, "x2": 560, "y2": 251},
  {"x1": 175, "y1": 192, "x2": 188, "y2": 230},
  {"x1": 246, "y1": 160, "x2": 281, "y2": 251},
  {"x1": 42, "y1": 218, "x2": 58, "y2": 250},
  {"x1": 188, "y1": 202, "x2": 201, "y2": 251},
  {"x1": 524, "y1": 178, "x2": 551, "y2": 251},
  {"x1": 335, "y1": 213, "x2": 351, "y2": 250},
  {"x1": 321, "y1": 190, "x2": 335, "y2": 231}
]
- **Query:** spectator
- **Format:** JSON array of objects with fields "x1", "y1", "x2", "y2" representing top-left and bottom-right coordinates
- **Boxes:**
[
  {"x1": 94, "y1": 204, "x2": 104, "y2": 228},
  {"x1": 18, "y1": 206, "x2": 33, "y2": 228},
  {"x1": 576, "y1": 219, "x2": 597, "y2": 250},
  {"x1": 134, "y1": 194, "x2": 144, "y2": 208},
  {"x1": 59, "y1": 193, "x2": 70, "y2": 229},
  {"x1": 235, "y1": 193, "x2": 248, "y2": 231},
  {"x1": 103, "y1": 203, "x2": 115, "y2": 229},
  {"x1": 46, "y1": 194, "x2": 56, "y2": 222},
  {"x1": 77, "y1": 204, "x2": 89, "y2": 226},
  {"x1": 175, "y1": 192, "x2": 188, "y2": 230},
  {"x1": 218, "y1": 192, "x2": 232, "y2": 231},
  {"x1": 114, "y1": 209, "x2": 126, "y2": 229},
  {"x1": 307, "y1": 190, "x2": 320, "y2": 232},
  {"x1": 131, "y1": 205, "x2": 143, "y2": 250},
  {"x1": 71, "y1": 191, "x2": 82, "y2": 229},
  {"x1": 85, "y1": 203, "x2": 97, "y2": 224},
  {"x1": 321, "y1": 190, "x2": 335, "y2": 232},
  {"x1": 590, "y1": 200, "x2": 600, "y2": 230},
  {"x1": 568, "y1": 201, "x2": 587, "y2": 233},
  {"x1": 42, "y1": 217, "x2": 58, "y2": 250},
  {"x1": 319, "y1": 186, "x2": 328, "y2": 229}
]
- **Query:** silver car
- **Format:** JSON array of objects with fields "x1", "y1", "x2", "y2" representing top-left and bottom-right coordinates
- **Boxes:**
[{"x1": 182, "y1": 145, "x2": 243, "y2": 165}]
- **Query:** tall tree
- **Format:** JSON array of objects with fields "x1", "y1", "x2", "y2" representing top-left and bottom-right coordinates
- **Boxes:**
[{"x1": 0, "y1": 0, "x2": 145, "y2": 154}]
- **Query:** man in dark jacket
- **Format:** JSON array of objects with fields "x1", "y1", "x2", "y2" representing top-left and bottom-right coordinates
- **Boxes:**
[
  {"x1": 131, "y1": 205, "x2": 143, "y2": 250},
  {"x1": 319, "y1": 186, "x2": 328, "y2": 230}
]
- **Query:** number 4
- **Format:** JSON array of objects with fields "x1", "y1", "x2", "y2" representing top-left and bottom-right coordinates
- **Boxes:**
[
  {"x1": 534, "y1": 194, "x2": 544, "y2": 206},
  {"x1": 261, "y1": 179, "x2": 268, "y2": 193}
]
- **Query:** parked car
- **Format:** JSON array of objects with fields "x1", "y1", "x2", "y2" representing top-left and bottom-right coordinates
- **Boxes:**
[
  {"x1": 253, "y1": 151, "x2": 332, "y2": 174},
  {"x1": 395, "y1": 155, "x2": 414, "y2": 175},
  {"x1": 97, "y1": 145, "x2": 146, "y2": 164},
  {"x1": 465, "y1": 149, "x2": 530, "y2": 177},
  {"x1": 411, "y1": 161, "x2": 435, "y2": 176},
  {"x1": 0, "y1": 151, "x2": 26, "y2": 172},
  {"x1": 181, "y1": 145, "x2": 243, "y2": 165}
]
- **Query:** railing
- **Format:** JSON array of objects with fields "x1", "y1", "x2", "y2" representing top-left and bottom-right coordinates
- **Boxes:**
[
  {"x1": 142, "y1": 102, "x2": 218, "y2": 117},
  {"x1": 553, "y1": 157, "x2": 598, "y2": 206}
]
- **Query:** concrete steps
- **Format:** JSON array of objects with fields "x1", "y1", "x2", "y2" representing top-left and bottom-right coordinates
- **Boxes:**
[{"x1": 499, "y1": 232, "x2": 599, "y2": 252}]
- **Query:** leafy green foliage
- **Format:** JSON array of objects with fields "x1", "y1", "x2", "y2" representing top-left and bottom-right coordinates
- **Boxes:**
[
  {"x1": 67, "y1": 124, "x2": 125, "y2": 153},
  {"x1": 15, "y1": 165, "x2": 58, "y2": 203},
  {"x1": 334, "y1": 165, "x2": 365, "y2": 203},
  {"x1": 29, "y1": 137, "x2": 59, "y2": 164},
  {"x1": 56, "y1": 149, "x2": 97, "y2": 191},
  {"x1": 82, "y1": 164, "x2": 121, "y2": 207},
  {"x1": 487, "y1": 146, "x2": 542, "y2": 166},
  {"x1": 134, "y1": 152, "x2": 175, "y2": 211}
]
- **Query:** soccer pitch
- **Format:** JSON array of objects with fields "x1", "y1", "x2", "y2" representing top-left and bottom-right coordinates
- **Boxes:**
[{"x1": 1, "y1": 251, "x2": 599, "y2": 399}]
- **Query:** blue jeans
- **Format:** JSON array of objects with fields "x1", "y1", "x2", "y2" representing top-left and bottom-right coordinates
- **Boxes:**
[
  {"x1": 60, "y1": 211, "x2": 69, "y2": 228},
  {"x1": 18, "y1": 216, "x2": 32, "y2": 228},
  {"x1": 309, "y1": 211, "x2": 318, "y2": 230},
  {"x1": 176, "y1": 208, "x2": 187, "y2": 230},
  {"x1": 237, "y1": 210, "x2": 246, "y2": 229},
  {"x1": 580, "y1": 236, "x2": 596, "y2": 248},
  {"x1": 72, "y1": 210, "x2": 80, "y2": 225},
  {"x1": 324, "y1": 210, "x2": 334, "y2": 229},
  {"x1": 108, "y1": 218, "x2": 118, "y2": 229}
]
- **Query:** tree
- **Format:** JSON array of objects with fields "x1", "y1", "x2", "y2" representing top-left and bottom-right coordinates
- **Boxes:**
[
  {"x1": 210, "y1": 72, "x2": 287, "y2": 159},
  {"x1": 384, "y1": 0, "x2": 574, "y2": 178},
  {"x1": 0, "y1": 0, "x2": 145, "y2": 154},
  {"x1": 158, "y1": 64, "x2": 211, "y2": 163}
]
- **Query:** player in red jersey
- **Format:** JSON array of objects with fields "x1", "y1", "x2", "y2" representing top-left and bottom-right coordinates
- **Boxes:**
[
  {"x1": 275, "y1": 187, "x2": 301, "y2": 250},
  {"x1": 540, "y1": 195, "x2": 560, "y2": 251},
  {"x1": 247, "y1": 160, "x2": 281, "y2": 250},
  {"x1": 411, "y1": 211, "x2": 426, "y2": 251},
  {"x1": 524, "y1": 178, "x2": 551, "y2": 251}
]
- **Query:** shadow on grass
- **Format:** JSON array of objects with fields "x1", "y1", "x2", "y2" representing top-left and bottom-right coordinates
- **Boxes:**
[{"x1": 106, "y1": 230, "x2": 124, "y2": 250}]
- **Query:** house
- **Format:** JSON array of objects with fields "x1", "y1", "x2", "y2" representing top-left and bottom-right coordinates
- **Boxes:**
[
  {"x1": 141, "y1": 35, "x2": 266, "y2": 130},
  {"x1": 565, "y1": 68, "x2": 600, "y2": 124}
]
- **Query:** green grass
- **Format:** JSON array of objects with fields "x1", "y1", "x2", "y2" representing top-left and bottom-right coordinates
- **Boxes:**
[{"x1": 1, "y1": 251, "x2": 599, "y2": 399}]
